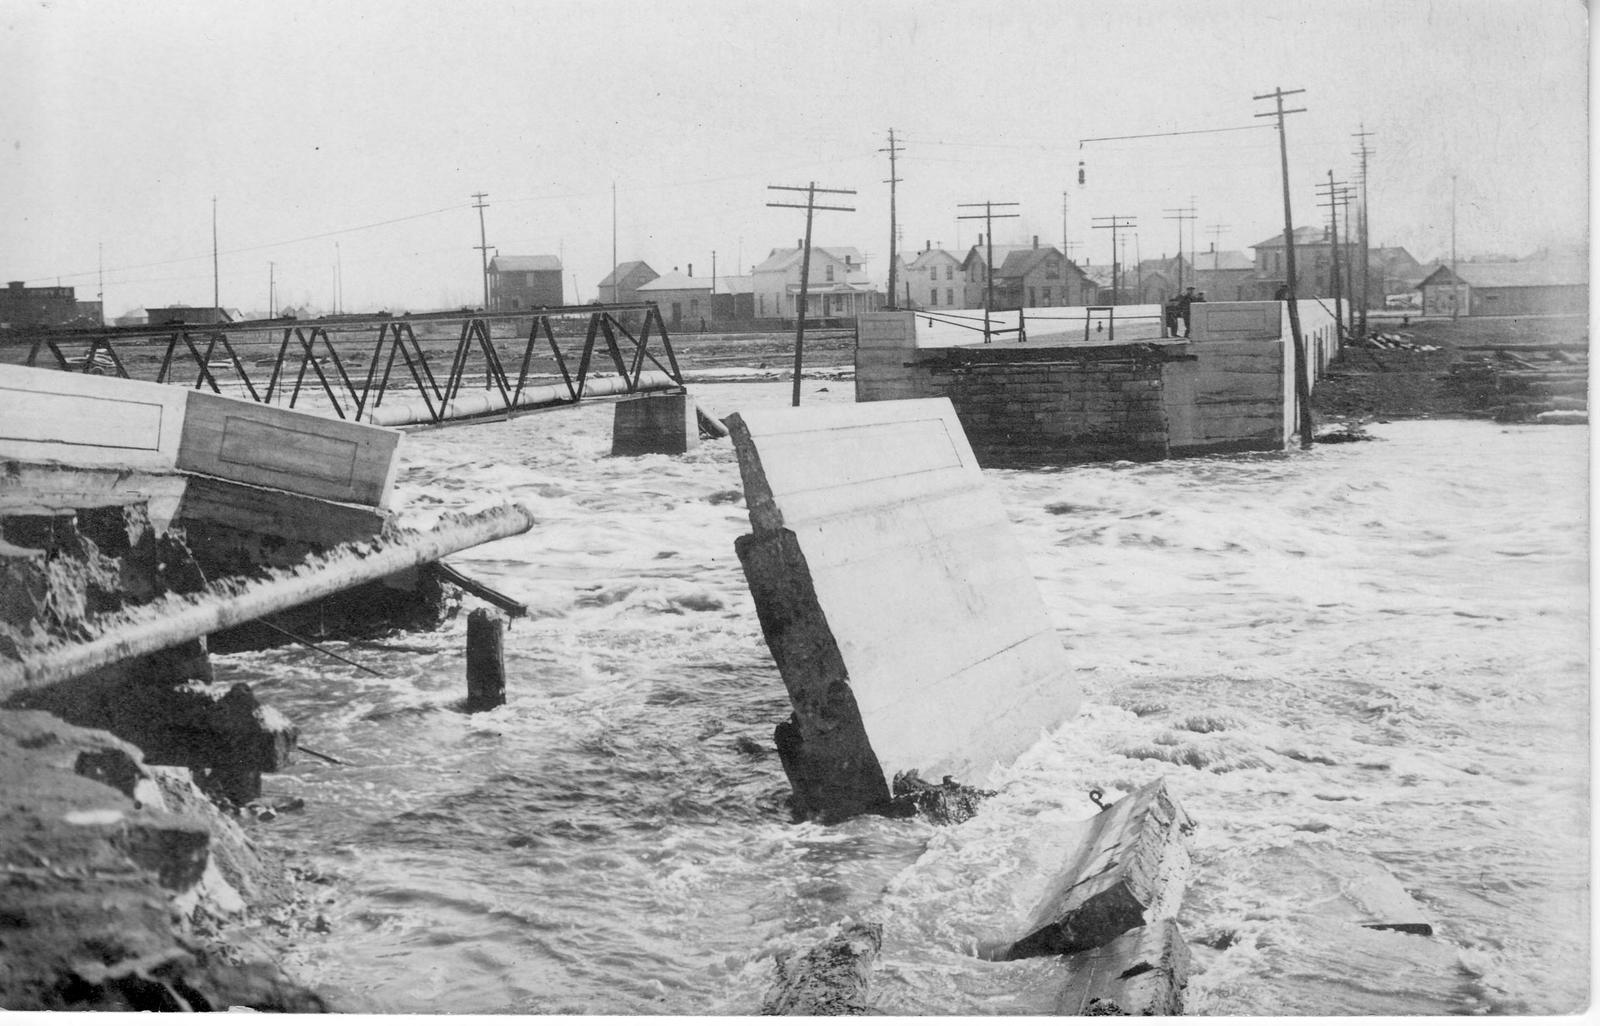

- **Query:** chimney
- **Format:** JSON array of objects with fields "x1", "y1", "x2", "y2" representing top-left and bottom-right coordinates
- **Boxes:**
[
  {"x1": 978, "y1": 233, "x2": 984, "y2": 245},
  {"x1": 797, "y1": 238, "x2": 803, "y2": 250},
  {"x1": 688, "y1": 263, "x2": 693, "y2": 277},
  {"x1": 925, "y1": 239, "x2": 931, "y2": 252},
  {"x1": 1210, "y1": 241, "x2": 1216, "y2": 253},
  {"x1": 1033, "y1": 235, "x2": 1039, "y2": 249}
]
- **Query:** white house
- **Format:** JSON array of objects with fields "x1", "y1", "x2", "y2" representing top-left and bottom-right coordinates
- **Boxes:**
[{"x1": 752, "y1": 245, "x2": 883, "y2": 322}]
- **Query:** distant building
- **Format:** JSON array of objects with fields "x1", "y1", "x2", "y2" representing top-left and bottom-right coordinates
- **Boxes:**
[
  {"x1": 712, "y1": 274, "x2": 755, "y2": 323},
  {"x1": 1190, "y1": 247, "x2": 1257, "y2": 302},
  {"x1": 636, "y1": 268, "x2": 712, "y2": 329},
  {"x1": 0, "y1": 281, "x2": 81, "y2": 328},
  {"x1": 114, "y1": 307, "x2": 148, "y2": 327},
  {"x1": 1416, "y1": 257, "x2": 1588, "y2": 317},
  {"x1": 753, "y1": 245, "x2": 882, "y2": 322},
  {"x1": 144, "y1": 305, "x2": 233, "y2": 326},
  {"x1": 597, "y1": 261, "x2": 659, "y2": 305},
  {"x1": 904, "y1": 244, "x2": 964, "y2": 310},
  {"x1": 961, "y1": 239, "x2": 1096, "y2": 308},
  {"x1": 488, "y1": 255, "x2": 563, "y2": 310}
]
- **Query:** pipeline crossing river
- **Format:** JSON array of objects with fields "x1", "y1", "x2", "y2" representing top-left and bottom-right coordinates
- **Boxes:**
[{"x1": 216, "y1": 381, "x2": 1588, "y2": 1015}]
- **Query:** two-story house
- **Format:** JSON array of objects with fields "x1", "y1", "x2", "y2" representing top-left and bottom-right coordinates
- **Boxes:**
[
  {"x1": 752, "y1": 244, "x2": 882, "y2": 323},
  {"x1": 488, "y1": 255, "x2": 563, "y2": 310},
  {"x1": 962, "y1": 238, "x2": 1096, "y2": 308},
  {"x1": 904, "y1": 244, "x2": 964, "y2": 310}
]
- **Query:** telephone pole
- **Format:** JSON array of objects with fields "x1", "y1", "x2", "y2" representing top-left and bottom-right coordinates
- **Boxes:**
[
  {"x1": 268, "y1": 261, "x2": 275, "y2": 319},
  {"x1": 1163, "y1": 204, "x2": 1196, "y2": 290},
  {"x1": 957, "y1": 200, "x2": 1020, "y2": 342},
  {"x1": 768, "y1": 182, "x2": 856, "y2": 406},
  {"x1": 1091, "y1": 215, "x2": 1136, "y2": 305},
  {"x1": 881, "y1": 128, "x2": 903, "y2": 309},
  {"x1": 1352, "y1": 126, "x2": 1375, "y2": 336},
  {"x1": 472, "y1": 191, "x2": 492, "y2": 311},
  {"x1": 211, "y1": 196, "x2": 219, "y2": 314},
  {"x1": 1450, "y1": 174, "x2": 1459, "y2": 320},
  {"x1": 1316, "y1": 171, "x2": 1351, "y2": 341},
  {"x1": 1254, "y1": 85, "x2": 1314, "y2": 449}
]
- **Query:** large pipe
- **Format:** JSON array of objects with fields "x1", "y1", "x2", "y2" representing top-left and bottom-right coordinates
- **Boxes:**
[{"x1": 0, "y1": 503, "x2": 536, "y2": 698}]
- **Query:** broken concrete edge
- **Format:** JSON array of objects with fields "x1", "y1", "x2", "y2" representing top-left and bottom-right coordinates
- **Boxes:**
[
  {"x1": 1051, "y1": 919, "x2": 1192, "y2": 1016},
  {"x1": 1005, "y1": 778, "x2": 1196, "y2": 960},
  {"x1": 0, "y1": 708, "x2": 327, "y2": 1011},
  {"x1": 762, "y1": 921, "x2": 883, "y2": 1016},
  {"x1": 0, "y1": 502, "x2": 536, "y2": 698}
]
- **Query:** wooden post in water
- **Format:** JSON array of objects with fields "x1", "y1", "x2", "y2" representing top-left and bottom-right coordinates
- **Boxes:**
[{"x1": 465, "y1": 609, "x2": 506, "y2": 712}]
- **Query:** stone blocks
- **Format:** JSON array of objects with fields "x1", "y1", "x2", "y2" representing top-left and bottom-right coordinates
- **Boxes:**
[
  {"x1": 611, "y1": 391, "x2": 699, "y2": 456},
  {"x1": 729, "y1": 398, "x2": 1080, "y2": 822}
]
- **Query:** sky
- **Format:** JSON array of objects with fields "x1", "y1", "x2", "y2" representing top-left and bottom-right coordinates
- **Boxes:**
[{"x1": 1, "y1": 0, "x2": 1590, "y2": 315}]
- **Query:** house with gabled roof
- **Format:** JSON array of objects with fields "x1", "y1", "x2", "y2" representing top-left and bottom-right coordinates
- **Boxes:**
[
  {"x1": 904, "y1": 244, "x2": 964, "y2": 310},
  {"x1": 488, "y1": 254, "x2": 562, "y2": 310},
  {"x1": 752, "y1": 244, "x2": 881, "y2": 323},
  {"x1": 597, "y1": 261, "x2": 659, "y2": 305},
  {"x1": 636, "y1": 268, "x2": 712, "y2": 329}
]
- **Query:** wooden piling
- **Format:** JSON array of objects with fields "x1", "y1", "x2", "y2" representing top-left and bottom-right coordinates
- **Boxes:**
[{"x1": 464, "y1": 609, "x2": 506, "y2": 712}]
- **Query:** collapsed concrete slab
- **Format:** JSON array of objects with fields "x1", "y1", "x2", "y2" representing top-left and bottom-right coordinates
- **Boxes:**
[
  {"x1": 1001, "y1": 778, "x2": 1195, "y2": 960},
  {"x1": 727, "y1": 397, "x2": 1080, "y2": 822}
]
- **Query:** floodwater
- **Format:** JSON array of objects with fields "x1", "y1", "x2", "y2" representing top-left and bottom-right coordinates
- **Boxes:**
[{"x1": 221, "y1": 379, "x2": 1589, "y2": 1015}]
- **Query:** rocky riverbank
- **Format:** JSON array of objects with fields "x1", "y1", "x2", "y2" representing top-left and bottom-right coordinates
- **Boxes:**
[{"x1": 0, "y1": 709, "x2": 326, "y2": 1011}]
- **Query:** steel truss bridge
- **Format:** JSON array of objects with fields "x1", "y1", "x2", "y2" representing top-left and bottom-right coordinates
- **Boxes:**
[{"x1": 0, "y1": 303, "x2": 683, "y2": 428}]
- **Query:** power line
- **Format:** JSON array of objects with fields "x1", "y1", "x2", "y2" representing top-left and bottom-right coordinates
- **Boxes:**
[{"x1": 767, "y1": 182, "x2": 856, "y2": 406}]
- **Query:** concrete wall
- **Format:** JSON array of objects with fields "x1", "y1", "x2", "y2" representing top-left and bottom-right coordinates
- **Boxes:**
[{"x1": 857, "y1": 301, "x2": 1343, "y2": 462}]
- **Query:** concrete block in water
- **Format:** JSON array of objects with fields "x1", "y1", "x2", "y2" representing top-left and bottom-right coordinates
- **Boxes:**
[
  {"x1": 1005, "y1": 778, "x2": 1195, "y2": 959},
  {"x1": 612, "y1": 391, "x2": 699, "y2": 456},
  {"x1": 728, "y1": 398, "x2": 1080, "y2": 822},
  {"x1": 762, "y1": 921, "x2": 882, "y2": 1015},
  {"x1": 1052, "y1": 918, "x2": 1191, "y2": 1016}
]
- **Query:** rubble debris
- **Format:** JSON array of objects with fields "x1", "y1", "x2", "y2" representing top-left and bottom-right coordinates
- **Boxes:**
[{"x1": 762, "y1": 922, "x2": 882, "y2": 1016}]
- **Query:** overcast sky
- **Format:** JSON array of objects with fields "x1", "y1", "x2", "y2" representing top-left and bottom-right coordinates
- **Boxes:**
[{"x1": 2, "y1": 0, "x2": 1589, "y2": 314}]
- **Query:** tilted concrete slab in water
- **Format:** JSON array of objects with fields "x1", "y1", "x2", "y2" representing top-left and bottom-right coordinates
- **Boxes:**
[{"x1": 728, "y1": 397, "x2": 1080, "y2": 822}]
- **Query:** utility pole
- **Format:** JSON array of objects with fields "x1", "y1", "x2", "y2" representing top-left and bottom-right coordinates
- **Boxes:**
[
  {"x1": 1254, "y1": 85, "x2": 1314, "y2": 449},
  {"x1": 268, "y1": 261, "x2": 275, "y2": 319},
  {"x1": 97, "y1": 242, "x2": 104, "y2": 325},
  {"x1": 335, "y1": 241, "x2": 343, "y2": 315},
  {"x1": 768, "y1": 182, "x2": 856, "y2": 406},
  {"x1": 1090, "y1": 215, "x2": 1136, "y2": 305},
  {"x1": 1352, "y1": 126, "x2": 1375, "y2": 336},
  {"x1": 1061, "y1": 190, "x2": 1070, "y2": 263},
  {"x1": 1451, "y1": 178, "x2": 1461, "y2": 317},
  {"x1": 211, "y1": 196, "x2": 219, "y2": 315},
  {"x1": 881, "y1": 128, "x2": 903, "y2": 309},
  {"x1": 957, "y1": 200, "x2": 1020, "y2": 342},
  {"x1": 1163, "y1": 204, "x2": 1196, "y2": 291},
  {"x1": 1316, "y1": 171, "x2": 1351, "y2": 341},
  {"x1": 472, "y1": 191, "x2": 492, "y2": 311},
  {"x1": 611, "y1": 182, "x2": 618, "y2": 304}
]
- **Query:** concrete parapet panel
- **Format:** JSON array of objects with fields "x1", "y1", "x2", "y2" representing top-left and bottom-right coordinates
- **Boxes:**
[
  {"x1": 611, "y1": 391, "x2": 699, "y2": 456},
  {"x1": 855, "y1": 311, "x2": 917, "y2": 347},
  {"x1": 1002, "y1": 778, "x2": 1195, "y2": 960},
  {"x1": 0, "y1": 365, "x2": 190, "y2": 472},
  {"x1": 177, "y1": 390, "x2": 402, "y2": 508},
  {"x1": 1189, "y1": 301, "x2": 1283, "y2": 341},
  {"x1": 728, "y1": 398, "x2": 1079, "y2": 822}
]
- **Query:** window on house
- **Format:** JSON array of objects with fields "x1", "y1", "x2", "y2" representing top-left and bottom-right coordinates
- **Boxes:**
[
  {"x1": 826, "y1": 265, "x2": 835, "y2": 282},
  {"x1": 929, "y1": 267, "x2": 937, "y2": 280},
  {"x1": 946, "y1": 288, "x2": 954, "y2": 305},
  {"x1": 1045, "y1": 261, "x2": 1059, "y2": 279},
  {"x1": 945, "y1": 265, "x2": 953, "y2": 280},
  {"x1": 1043, "y1": 287, "x2": 1052, "y2": 304},
  {"x1": 930, "y1": 288, "x2": 938, "y2": 305},
  {"x1": 1029, "y1": 287, "x2": 1037, "y2": 306}
]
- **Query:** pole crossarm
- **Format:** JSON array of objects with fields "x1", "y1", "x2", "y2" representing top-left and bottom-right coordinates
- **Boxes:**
[{"x1": 957, "y1": 200, "x2": 1021, "y2": 341}]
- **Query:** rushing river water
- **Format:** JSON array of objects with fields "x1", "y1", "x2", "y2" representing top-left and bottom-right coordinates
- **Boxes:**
[{"x1": 218, "y1": 380, "x2": 1589, "y2": 1016}]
